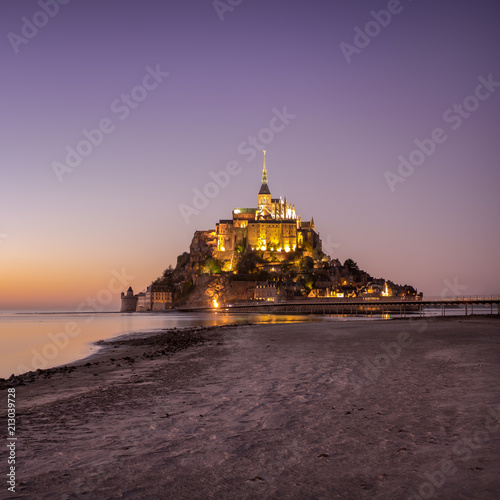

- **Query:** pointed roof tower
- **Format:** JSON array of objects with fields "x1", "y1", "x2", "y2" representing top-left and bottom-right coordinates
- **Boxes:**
[{"x1": 259, "y1": 150, "x2": 271, "y2": 195}]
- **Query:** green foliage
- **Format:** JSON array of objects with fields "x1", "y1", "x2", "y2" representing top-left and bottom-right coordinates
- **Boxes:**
[
  {"x1": 235, "y1": 237, "x2": 247, "y2": 254},
  {"x1": 202, "y1": 257, "x2": 223, "y2": 275},
  {"x1": 303, "y1": 275, "x2": 315, "y2": 291}
]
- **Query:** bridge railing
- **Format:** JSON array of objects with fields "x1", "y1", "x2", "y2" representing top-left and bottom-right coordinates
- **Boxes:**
[{"x1": 225, "y1": 296, "x2": 500, "y2": 309}]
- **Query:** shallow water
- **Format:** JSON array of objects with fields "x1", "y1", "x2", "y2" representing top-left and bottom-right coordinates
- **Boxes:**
[
  {"x1": 0, "y1": 311, "x2": 321, "y2": 377},
  {"x1": 0, "y1": 306, "x2": 493, "y2": 377}
]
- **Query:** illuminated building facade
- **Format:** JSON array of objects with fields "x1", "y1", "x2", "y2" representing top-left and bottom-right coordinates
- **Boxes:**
[{"x1": 215, "y1": 151, "x2": 321, "y2": 255}]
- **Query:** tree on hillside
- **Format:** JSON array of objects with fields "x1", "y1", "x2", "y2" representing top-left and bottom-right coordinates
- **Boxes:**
[
  {"x1": 163, "y1": 265, "x2": 174, "y2": 278},
  {"x1": 236, "y1": 251, "x2": 265, "y2": 275},
  {"x1": 176, "y1": 252, "x2": 190, "y2": 270},
  {"x1": 344, "y1": 258, "x2": 359, "y2": 273},
  {"x1": 202, "y1": 257, "x2": 223, "y2": 275}
]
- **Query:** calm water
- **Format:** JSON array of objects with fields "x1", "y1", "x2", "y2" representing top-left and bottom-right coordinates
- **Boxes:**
[
  {"x1": 0, "y1": 311, "x2": 322, "y2": 378},
  {"x1": 0, "y1": 306, "x2": 493, "y2": 378}
]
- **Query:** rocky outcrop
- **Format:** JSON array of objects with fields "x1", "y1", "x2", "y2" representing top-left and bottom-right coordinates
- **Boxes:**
[{"x1": 183, "y1": 275, "x2": 257, "y2": 308}]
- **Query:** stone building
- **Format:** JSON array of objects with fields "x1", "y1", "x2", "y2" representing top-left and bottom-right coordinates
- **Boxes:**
[
  {"x1": 206, "y1": 151, "x2": 322, "y2": 262},
  {"x1": 122, "y1": 285, "x2": 173, "y2": 312},
  {"x1": 120, "y1": 287, "x2": 138, "y2": 312},
  {"x1": 254, "y1": 281, "x2": 283, "y2": 302}
]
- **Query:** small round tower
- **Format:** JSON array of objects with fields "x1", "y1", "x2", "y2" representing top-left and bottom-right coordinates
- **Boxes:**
[{"x1": 120, "y1": 286, "x2": 138, "y2": 312}]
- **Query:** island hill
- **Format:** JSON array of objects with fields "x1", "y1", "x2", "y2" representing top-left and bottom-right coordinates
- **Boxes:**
[{"x1": 121, "y1": 152, "x2": 418, "y2": 312}]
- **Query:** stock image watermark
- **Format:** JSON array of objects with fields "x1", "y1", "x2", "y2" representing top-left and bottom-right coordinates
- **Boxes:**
[
  {"x1": 441, "y1": 277, "x2": 467, "y2": 299},
  {"x1": 385, "y1": 73, "x2": 500, "y2": 192},
  {"x1": 322, "y1": 235, "x2": 341, "y2": 259},
  {"x1": 7, "y1": 0, "x2": 71, "y2": 54},
  {"x1": 51, "y1": 64, "x2": 169, "y2": 183},
  {"x1": 348, "y1": 331, "x2": 413, "y2": 393},
  {"x1": 407, "y1": 406, "x2": 500, "y2": 499},
  {"x1": 0, "y1": 232, "x2": 8, "y2": 245},
  {"x1": 178, "y1": 106, "x2": 296, "y2": 224},
  {"x1": 15, "y1": 269, "x2": 134, "y2": 373},
  {"x1": 339, "y1": 0, "x2": 407, "y2": 64},
  {"x1": 213, "y1": 0, "x2": 243, "y2": 22},
  {"x1": 6, "y1": 388, "x2": 17, "y2": 494},
  {"x1": 348, "y1": 317, "x2": 427, "y2": 393}
]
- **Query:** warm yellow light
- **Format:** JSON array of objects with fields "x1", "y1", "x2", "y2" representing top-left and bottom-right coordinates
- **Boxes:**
[
  {"x1": 261, "y1": 246, "x2": 266, "y2": 251},
  {"x1": 284, "y1": 245, "x2": 290, "y2": 252},
  {"x1": 213, "y1": 298, "x2": 219, "y2": 308},
  {"x1": 220, "y1": 246, "x2": 225, "y2": 251}
]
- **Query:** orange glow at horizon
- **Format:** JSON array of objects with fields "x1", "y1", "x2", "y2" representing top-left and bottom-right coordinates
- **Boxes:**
[{"x1": 0, "y1": 248, "x2": 151, "y2": 311}]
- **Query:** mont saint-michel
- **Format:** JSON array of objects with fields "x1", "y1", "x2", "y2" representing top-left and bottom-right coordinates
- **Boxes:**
[{"x1": 121, "y1": 152, "x2": 418, "y2": 312}]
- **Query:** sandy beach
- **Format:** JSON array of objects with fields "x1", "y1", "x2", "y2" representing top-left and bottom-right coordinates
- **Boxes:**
[{"x1": 2, "y1": 317, "x2": 500, "y2": 499}]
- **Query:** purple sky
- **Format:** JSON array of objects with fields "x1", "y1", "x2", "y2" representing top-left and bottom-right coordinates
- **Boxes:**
[{"x1": 1, "y1": 0, "x2": 499, "y2": 310}]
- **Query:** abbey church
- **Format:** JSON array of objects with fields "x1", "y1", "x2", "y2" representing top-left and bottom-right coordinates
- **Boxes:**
[{"x1": 191, "y1": 151, "x2": 321, "y2": 267}]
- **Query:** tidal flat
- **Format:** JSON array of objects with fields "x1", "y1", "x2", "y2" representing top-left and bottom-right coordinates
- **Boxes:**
[{"x1": 2, "y1": 317, "x2": 500, "y2": 499}]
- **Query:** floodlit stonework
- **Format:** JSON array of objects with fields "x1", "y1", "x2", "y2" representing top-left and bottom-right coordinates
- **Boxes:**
[{"x1": 202, "y1": 151, "x2": 322, "y2": 263}]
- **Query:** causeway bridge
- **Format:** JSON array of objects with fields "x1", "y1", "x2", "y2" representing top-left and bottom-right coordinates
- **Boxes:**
[{"x1": 181, "y1": 296, "x2": 500, "y2": 317}]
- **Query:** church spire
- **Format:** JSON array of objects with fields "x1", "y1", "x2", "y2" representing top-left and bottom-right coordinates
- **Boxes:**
[
  {"x1": 262, "y1": 150, "x2": 268, "y2": 184},
  {"x1": 258, "y1": 149, "x2": 271, "y2": 195}
]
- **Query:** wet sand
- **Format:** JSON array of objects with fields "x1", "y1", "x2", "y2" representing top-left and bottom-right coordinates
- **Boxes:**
[{"x1": 1, "y1": 317, "x2": 500, "y2": 499}]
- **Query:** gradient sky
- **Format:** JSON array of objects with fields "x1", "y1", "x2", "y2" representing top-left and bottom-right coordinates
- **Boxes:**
[{"x1": 1, "y1": 0, "x2": 499, "y2": 310}]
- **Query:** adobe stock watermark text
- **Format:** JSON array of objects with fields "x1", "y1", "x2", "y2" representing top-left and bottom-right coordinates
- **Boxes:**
[
  {"x1": 385, "y1": 74, "x2": 500, "y2": 192},
  {"x1": 51, "y1": 65, "x2": 169, "y2": 183}
]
